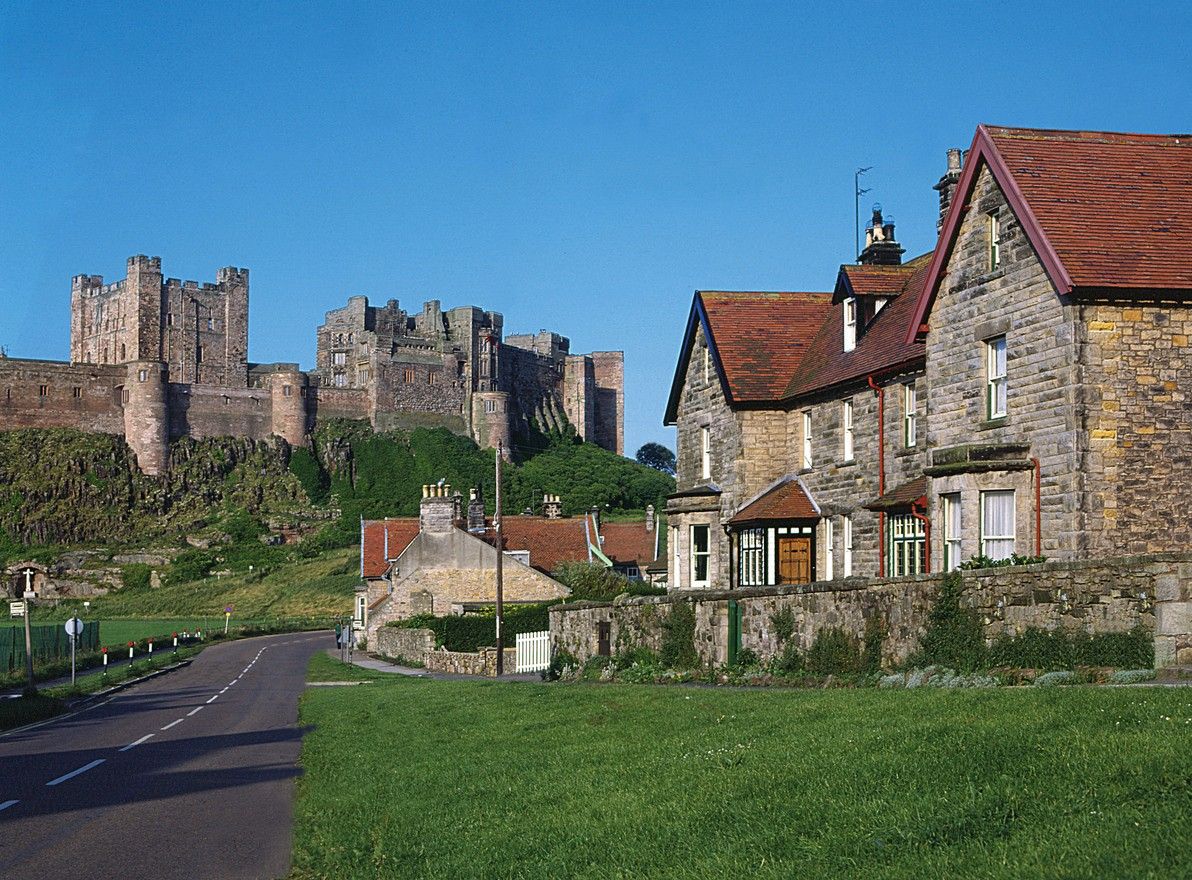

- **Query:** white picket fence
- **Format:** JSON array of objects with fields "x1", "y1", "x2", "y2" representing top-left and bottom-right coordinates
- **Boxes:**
[{"x1": 515, "y1": 630, "x2": 551, "y2": 673}]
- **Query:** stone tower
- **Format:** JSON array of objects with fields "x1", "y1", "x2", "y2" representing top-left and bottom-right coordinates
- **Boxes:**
[{"x1": 123, "y1": 360, "x2": 169, "y2": 476}]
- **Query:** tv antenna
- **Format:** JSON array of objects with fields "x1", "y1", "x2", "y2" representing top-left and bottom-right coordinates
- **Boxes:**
[{"x1": 855, "y1": 166, "x2": 872, "y2": 262}]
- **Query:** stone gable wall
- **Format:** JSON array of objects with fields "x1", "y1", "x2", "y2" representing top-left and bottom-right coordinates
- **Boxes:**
[
  {"x1": 551, "y1": 554, "x2": 1191, "y2": 668},
  {"x1": 925, "y1": 165, "x2": 1083, "y2": 562},
  {"x1": 1082, "y1": 303, "x2": 1192, "y2": 555}
]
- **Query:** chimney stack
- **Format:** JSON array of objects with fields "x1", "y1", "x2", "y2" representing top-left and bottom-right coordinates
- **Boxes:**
[
  {"x1": 467, "y1": 488, "x2": 485, "y2": 533},
  {"x1": 933, "y1": 148, "x2": 965, "y2": 233},
  {"x1": 857, "y1": 204, "x2": 904, "y2": 266},
  {"x1": 543, "y1": 493, "x2": 563, "y2": 519},
  {"x1": 419, "y1": 482, "x2": 455, "y2": 534},
  {"x1": 646, "y1": 504, "x2": 655, "y2": 533}
]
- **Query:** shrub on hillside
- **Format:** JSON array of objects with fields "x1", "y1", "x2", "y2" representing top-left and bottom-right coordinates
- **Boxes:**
[{"x1": 121, "y1": 563, "x2": 152, "y2": 592}]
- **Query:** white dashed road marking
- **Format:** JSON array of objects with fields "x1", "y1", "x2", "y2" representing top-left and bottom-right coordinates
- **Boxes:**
[
  {"x1": 118, "y1": 734, "x2": 155, "y2": 753},
  {"x1": 161, "y1": 719, "x2": 184, "y2": 731},
  {"x1": 0, "y1": 799, "x2": 18, "y2": 811},
  {"x1": 206, "y1": 695, "x2": 219, "y2": 704},
  {"x1": 47, "y1": 759, "x2": 106, "y2": 785},
  {"x1": 187, "y1": 706, "x2": 203, "y2": 717}
]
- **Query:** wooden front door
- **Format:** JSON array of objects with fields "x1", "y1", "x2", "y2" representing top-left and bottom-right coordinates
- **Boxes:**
[{"x1": 778, "y1": 537, "x2": 812, "y2": 584}]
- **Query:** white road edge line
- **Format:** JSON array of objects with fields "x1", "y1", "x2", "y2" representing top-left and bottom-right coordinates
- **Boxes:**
[
  {"x1": 161, "y1": 719, "x2": 184, "y2": 730},
  {"x1": 47, "y1": 758, "x2": 106, "y2": 785},
  {"x1": 186, "y1": 706, "x2": 203, "y2": 717},
  {"x1": 206, "y1": 695, "x2": 219, "y2": 704},
  {"x1": 118, "y1": 734, "x2": 154, "y2": 753},
  {"x1": 0, "y1": 799, "x2": 18, "y2": 812}
]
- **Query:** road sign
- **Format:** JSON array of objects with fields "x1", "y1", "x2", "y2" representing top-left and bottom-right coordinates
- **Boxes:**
[
  {"x1": 9, "y1": 601, "x2": 24, "y2": 618},
  {"x1": 65, "y1": 618, "x2": 84, "y2": 637}
]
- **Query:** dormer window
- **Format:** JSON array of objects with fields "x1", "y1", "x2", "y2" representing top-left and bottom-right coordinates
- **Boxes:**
[{"x1": 843, "y1": 298, "x2": 857, "y2": 352}]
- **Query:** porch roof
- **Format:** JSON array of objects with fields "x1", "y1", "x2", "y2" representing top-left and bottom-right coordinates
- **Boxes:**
[
  {"x1": 728, "y1": 477, "x2": 819, "y2": 525},
  {"x1": 863, "y1": 476, "x2": 928, "y2": 511}
]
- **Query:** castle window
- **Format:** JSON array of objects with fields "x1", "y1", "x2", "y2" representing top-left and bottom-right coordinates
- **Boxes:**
[
  {"x1": 843, "y1": 298, "x2": 857, "y2": 352},
  {"x1": 120, "y1": 344, "x2": 126, "y2": 361},
  {"x1": 73, "y1": 386, "x2": 82, "y2": 399},
  {"x1": 988, "y1": 212, "x2": 1002, "y2": 270},
  {"x1": 485, "y1": 399, "x2": 495, "y2": 413},
  {"x1": 122, "y1": 389, "x2": 130, "y2": 404},
  {"x1": 403, "y1": 368, "x2": 415, "y2": 383},
  {"x1": 333, "y1": 352, "x2": 346, "y2": 366},
  {"x1": 38, "y1": 385, "x2": 48, "y2": 397},
  {"x1": 903, "y1": 383, "x2": 917, "y2": 446},
  {"x1": 207, "y1": 318, "x2": 215, "y2": 330},
  {"x1": 283, "y1": 385, "x2": 292, "y2": 397},
  {"x1": 138, "y1": 369, "x2": 148, "y2": 382},
  {"x1": 986, "y1": 336, "x2": 1007, "y2": 419},
  {"x1": 334, "y1": 373, "x2": 346, "y2": 388},
  {"x1": 842, "y1": 399, "x2": 854, "y2": 462},
  {"x1": 223, "y1": 396, "x2": 230, "y2": 406},
  {"x1": 166, "y1": 314, "x2": 173, "y2": 327},
  {"x1": 103, "y1": 347, "x2": 109, "y2": 363},
  {"x1": 335, "y1": 334, "x2": 343, "y2": 346},
  {"x1": 427, "y1": 372, "x2": 438, "y2": 386},
  {"x1": 348, "y1": 332, "x2": 354, "y2": 344},
  {"x1": 196, "y1": 344, "x2": 203, "y2": 364}
]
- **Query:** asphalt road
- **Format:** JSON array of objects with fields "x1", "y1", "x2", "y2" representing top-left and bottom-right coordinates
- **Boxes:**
[{"x1": 0, "y1": 630, "x2": 332, "y2": 879}]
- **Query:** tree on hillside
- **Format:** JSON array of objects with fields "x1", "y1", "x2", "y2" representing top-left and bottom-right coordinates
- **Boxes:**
[{"x1": 635, "y1": 442, "x2": 676, "y2": 476}]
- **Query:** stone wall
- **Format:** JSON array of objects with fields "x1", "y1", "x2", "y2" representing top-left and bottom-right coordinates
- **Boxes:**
[
  {"x1": 0, "y1": 358, "x2": 126, "y2": 434},
  {"x1": 551, "y1": 554, "x2": 1192, "y2": 668},
  {"x1": 374, "y1": 624, "x2": 516, "y2": 676},
  {"x1": 1082, "y1": 302, "x2": 1192, "y2": 556},
  {"x1": 925, "y1": 165, "x2": 1082, "y2": 561}
]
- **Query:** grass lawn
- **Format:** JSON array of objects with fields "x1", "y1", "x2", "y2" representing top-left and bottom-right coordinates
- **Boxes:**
[{"x1": 293, "y1": 659, "x2": 1192, "y2": 879}]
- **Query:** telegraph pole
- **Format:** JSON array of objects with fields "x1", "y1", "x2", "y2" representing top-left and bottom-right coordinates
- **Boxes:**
[
  {"x1": 855, "y1": 166, "x2": 872, "y2": 261},
  {"x1": 22, "y1": 569, "x2": 35, "y2": 694},
  {"x1": 494, "y1": 442, "x2": 504, "y2": 676}
]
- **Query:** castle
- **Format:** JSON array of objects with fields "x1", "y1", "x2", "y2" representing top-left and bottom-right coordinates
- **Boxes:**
[{"x1": 0, "y1": 255, "x2": 624, "y2": 474}]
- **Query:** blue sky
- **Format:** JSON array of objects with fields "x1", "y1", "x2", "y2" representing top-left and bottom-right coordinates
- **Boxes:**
[{"x1": 1, "y1": 2, "x2": 1185, "y2": 456}]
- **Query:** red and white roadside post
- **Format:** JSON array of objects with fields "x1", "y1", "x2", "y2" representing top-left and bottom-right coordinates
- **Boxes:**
[
  {"x1": 148, "y1": 638, "x2": 154, "y2": 661},
  {"x1": 102, "y1": 647, "x2": 108, "y2": 677},
  {"x1": 128, "y1": 641, "x2": 135, "y2": 668},
  {"x1": 173, "y1": 632, "x2": 179, "y2": 654}
]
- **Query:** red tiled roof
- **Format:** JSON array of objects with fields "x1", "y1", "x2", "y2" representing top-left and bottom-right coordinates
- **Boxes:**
[
  {"x1": 785, "y1": 254, "x2": 930, "y2": 399},
  {"x1": 361, "y1": 518, "x2": 420, "y2": 578},
  {"x1": 839, "y1": 264, "x2": 912, "y2": 298},
  {"x1": 864, "y1": 477, "x2": 928, "y2": 511},
  {"x1": 599, "y1": 521, "x2": 656, "y2": 568},
  {"x1": 987, "y1": 127, "x2": 1192, "y2": 291},
  {"x1": 729, "y1": 478, "x2": 819, "y2": 524},
  {"x1": 700, "y1": 291, "x2": 833, "y2": 402},
  {"x1": 497, "y1": 517, "x2": 592, "y2": 574},
  {"x1": 908, "y1": 125, "x2": 1192, "y2": 343}
]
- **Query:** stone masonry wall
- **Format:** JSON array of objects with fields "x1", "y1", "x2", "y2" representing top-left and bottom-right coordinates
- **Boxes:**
[
  {"x1": 374, "y1": 625, "x2": 516, "y2": 676},
  {"x1": 551, "y1": 554, "x2": 1191, "y2": 668},
  {"x1": 376, "y1": 625, "x2": 436, "y2": 661},
  {"x1": 925, "y1": 164, "x2": 1084, "y2": 562},
  {"x1": 0, "y1": 359, "x2": 126, "y2": 434},
  {"x1": 1082, "y1": 302, "x2": 1192, "y2": 555}
]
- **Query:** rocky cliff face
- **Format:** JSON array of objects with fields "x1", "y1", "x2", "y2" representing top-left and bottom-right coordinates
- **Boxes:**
[{"x1": 0, "y1": 428, "x2": 313, "y2": 547}]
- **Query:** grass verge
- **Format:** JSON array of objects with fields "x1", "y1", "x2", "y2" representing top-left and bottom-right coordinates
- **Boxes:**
[{"x1": 293, "y1": 656, "x2": 1192, "y2": 879}]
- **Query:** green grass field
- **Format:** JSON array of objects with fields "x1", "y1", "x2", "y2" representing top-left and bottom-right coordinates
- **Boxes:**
[{"x1": 293, "y1": 655, "x2": 1192, "y2": 879}]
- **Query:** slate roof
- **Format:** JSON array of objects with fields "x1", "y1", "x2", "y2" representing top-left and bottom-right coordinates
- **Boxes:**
[
  {"x1": 785, "y1": 253, "x2": 930, "y2": 399},
  {"x1": 909, "y1": 125, "x2": 1192, "y2": 342},
  {"x1": 699, "y1": 291, "x2": 833, "y2": 402},
  {"x1": 728, "y1": 477, "x2": 819, "y2": 524},
  {"x1": 360, "y1": 518, "x2": 420, "y2": 578}
]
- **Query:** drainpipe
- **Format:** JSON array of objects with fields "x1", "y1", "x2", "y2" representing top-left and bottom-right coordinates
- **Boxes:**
[
  {"x1": 1031, "y1": 457, "x2": 1042, "y2": 557},
  {"x1": 910, "y1": 500, "x2": 931, "y2": 574},
  {"x1": 867, "y1": 375, "x2": 885, "y2": 576}
]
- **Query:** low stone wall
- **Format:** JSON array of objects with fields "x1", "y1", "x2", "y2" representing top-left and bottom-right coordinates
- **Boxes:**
[
  {"x1": 551, "y1": 554, "x2": 1192, "y2": 668},
  {"x1": 374, "y1": 625, "x2": 517, "y2": 676}
]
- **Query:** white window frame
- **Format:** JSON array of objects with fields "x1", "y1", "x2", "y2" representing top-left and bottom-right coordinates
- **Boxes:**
[
  {"x1": 690, "y1": 524, "x2": 711, "y2": 588},
  {"x1": 980, "y1": 490, "x2": 1015, "y2": 561},
  {"x1": 942, "y1": 493, "x2": 962, "y2": 571},
  {"x1": 672, "y1": 526, "x2": 681, "y2": 588},
  {"x1": 842, "y1": 399, "x2": 854, "y2": 462},
  {"x1": 824, "y1": 519, "x2": 834, "y2": 580},
  {"x1": 842, "y1": 515, "x2": 853, "y2": 577},
  {"x1": 802, "y1": 411, "x2": 812, "y2": 469},
  {"x1": 700, "y1": 427, "x2": 711, "y2": 480},
  {"x1": 988, "y1": 211, "x2": 1001, "y2": 269},
  {"x1": 986, "y1": 336, "x2": 1007, "y2": 419},
  {"x1": 739, "y1": 528, "x2": 766, "y2": 587},
  {"x1": 903, "y1": 383, "x2": 917, "y2": 447},
  {"x1": 843, "y1": 298, "x2": 857, "y2": 352},
  {"x1": 354, "y1": 594, "x2": 366, "y2": 625}
]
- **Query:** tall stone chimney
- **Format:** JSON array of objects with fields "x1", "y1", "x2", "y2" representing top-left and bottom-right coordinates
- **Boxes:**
[
  {"x1": 467, "y1": 488, "x2": 486, "y2": 533},
  {"x1": 419, "y1": 482, "x2": 455, "y2": 534},
  {"x1": 933, "y1": 148, "x2": 965, "y2": 233},
  {"x1": 857, "y1": 204, "x2": 904, "y2": 266},
  {"x1": 543, "y1": 494, "x2": 563, "y2": 519}
]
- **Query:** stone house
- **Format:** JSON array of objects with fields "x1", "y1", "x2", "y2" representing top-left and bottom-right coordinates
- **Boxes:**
[
  {"x1": 355, "y1": 487, "x2": 658, "y2": 640},
  {"x1": 664, "y1": 206, "x2": 931, "y2": 590},
  {"x1": 906, "y1": 125, "x2": 1192, "y2": 567}
]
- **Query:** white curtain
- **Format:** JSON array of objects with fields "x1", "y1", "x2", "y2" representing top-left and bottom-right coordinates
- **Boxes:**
[{"x1": 982, "y1": 491, "x2": 1015, "y2": 560}]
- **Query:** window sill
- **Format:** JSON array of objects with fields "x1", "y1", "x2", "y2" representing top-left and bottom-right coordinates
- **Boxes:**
[
  {"x1": 978, "y1": 416, "x2": 1009, "y2": 431},
  {"x1": 798, "y1": 467, "x2": 814, "y2": 476},
  {"x1": 895, "y1": 446, "x2": 918, "y2": 457},
  {"x1": 837, "y1": 459, "x2": 856, "y2": 468}
]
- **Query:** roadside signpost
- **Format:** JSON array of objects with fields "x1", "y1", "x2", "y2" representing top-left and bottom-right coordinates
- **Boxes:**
[
  {"x1": 64, "y1": 617, "x2": 84, "y2": 686},
  {"x1": 9, "y1": 600, "x2": 24, "y2": 618},
  {"x1": 224, "y1": 605, "x2": 233, "y2": 635},
  {"x1": 22, "y1": 569, "x2": 36, "y2": 693},
  {"x1": 102, "y1": 647, "x2": 108, "y2": 677}
]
